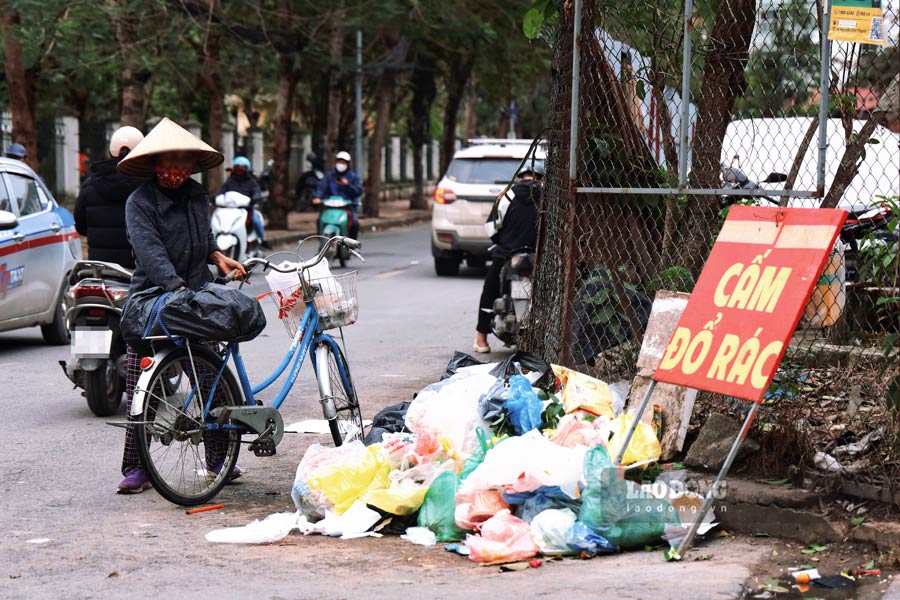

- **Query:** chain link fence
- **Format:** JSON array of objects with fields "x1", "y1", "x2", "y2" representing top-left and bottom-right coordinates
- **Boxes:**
[{"x1": 525, "y1": 0, "x2": 899, "y2": 499}]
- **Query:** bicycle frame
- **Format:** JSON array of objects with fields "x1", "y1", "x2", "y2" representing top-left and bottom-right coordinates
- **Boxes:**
[{"x1": 186, "y1": 294, "x2": 353, "y2": 424}]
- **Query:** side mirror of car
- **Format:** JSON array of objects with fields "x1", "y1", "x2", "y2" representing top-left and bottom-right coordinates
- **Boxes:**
[
  {"x1": 765, "y1": 172, "x2": 788, "y2": 183},
  {"x1": 0, "y1": 210, "x2": 18, "y2": 231}
]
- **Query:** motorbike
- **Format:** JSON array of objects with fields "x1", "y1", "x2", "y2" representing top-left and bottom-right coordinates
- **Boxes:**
[
  {"x1": 489, "y1": 248, "x2": 535, "y2": 346},
  {"x1": 318, "y1": 196, "x2": 355, "y2": 267},
  {"x1": 59, "y1": 260, "x2": 131, "y2": 417},
  {"x1": 719, "y1": 163, "x2": 897, "y2": 283},
  {"x1": 212, "y1": 191, "x2": 263, "y2": 262}
]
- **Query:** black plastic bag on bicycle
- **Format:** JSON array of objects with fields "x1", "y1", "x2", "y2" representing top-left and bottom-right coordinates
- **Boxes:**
[{"x1": 122, "y1": 283, "x2": 266, "y2": 354}]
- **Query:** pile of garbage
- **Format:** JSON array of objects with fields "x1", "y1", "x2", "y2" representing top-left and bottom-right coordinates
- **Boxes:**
[{"x1": 208, "y1": 352, "x2": 715, "y2": 564}]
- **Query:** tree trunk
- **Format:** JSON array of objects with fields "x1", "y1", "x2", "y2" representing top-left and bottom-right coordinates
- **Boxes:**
[
  {"x1": 110, "y1": 0, "x2": 150, "y2": 128},
  {"x1": 323, "y1": 7, "x2": 345, "y2": 166},
  {"x1": 408, "y1": 48, "x2": 437, "y2": 209},
  {"x1": 821, "y1": 118, "x2": 880, "y2": 208},
  {"x1": 198, "y1": 0, "x2": 224, "y2": 193},
  {"x1": 439, "y1": 55, "x2": 475, "y2": 175},
  {"x1": 363, "y1": 68, "x2": 396, "y2": 218},
  {"x1": 1, "y1": 9, "x2": 38, "y2": 169},
  {"x1": 681, "y1": 0, "x2": 757, "y2": 277},
  {"x1": 269, "y1": 52, "x2": 298, "y2": 230},
  {"x1": 781, "y1": 115, "x2": 818, "y2": 206},
  {"x1": 463, "y1": 76, "x2": 478, "y2": 141},
  {"x1": 363, "y1": 31, "x2": 405, "y2": 218}
]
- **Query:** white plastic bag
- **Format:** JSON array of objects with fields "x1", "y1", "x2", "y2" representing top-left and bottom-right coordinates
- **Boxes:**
[
  {"x1": 206, "y1": 511, "x2": 310, "y2": 544},
  {"x1": 404, "y1": 370, "x2": 497, "y2": 461},
  {"x1": 530, "y1": 508, "x2": 578, "y2": 555},
  {"x1": 459, "y1": 430, "x2": 588, "y2": 498}
]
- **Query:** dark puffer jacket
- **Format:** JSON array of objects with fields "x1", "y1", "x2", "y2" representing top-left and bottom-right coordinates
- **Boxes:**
[
  {"x1": 125, "y1": 178, "x2": 219, "y2": 295},
  {"x1": 492, "y1": 181, "x2": 540, "y2": 260},
  {"x1": 74, "y1": 158, "x2": 145, "y2": 268},
  {"x1": 219, "y1": 173, "x2": 262, "y2": 203}
]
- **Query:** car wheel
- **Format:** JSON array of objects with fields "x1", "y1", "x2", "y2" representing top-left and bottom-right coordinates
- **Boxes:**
[
  {"x1": 434, "y1": 256, "x2": 461, "y2": 277},
  {"x1": 41, "y1": 296, "x2": 69, "y2": 345}
]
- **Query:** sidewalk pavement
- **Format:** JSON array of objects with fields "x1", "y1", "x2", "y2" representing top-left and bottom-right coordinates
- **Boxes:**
[{"x1": 266, "y1": 199, "x2": 432, "y2": 248}]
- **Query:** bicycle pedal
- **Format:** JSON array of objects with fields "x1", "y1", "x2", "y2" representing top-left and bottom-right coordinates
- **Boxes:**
[{"x1": 249, "y1": 437, "x2": 276, "y2": 457}]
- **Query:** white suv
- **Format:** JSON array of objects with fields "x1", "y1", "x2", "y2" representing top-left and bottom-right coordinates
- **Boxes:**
[{"x1": 431, "y1": 139, "x2": 545, "y2": 276}]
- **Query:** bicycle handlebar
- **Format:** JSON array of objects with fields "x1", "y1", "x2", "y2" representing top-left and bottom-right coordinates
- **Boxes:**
[{"x1": 224, "y1": 235, "x2": 362, "y2": 282}]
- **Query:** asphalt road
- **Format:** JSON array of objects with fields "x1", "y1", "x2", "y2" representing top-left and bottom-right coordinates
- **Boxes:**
[{"x1": 0, "y1": 224, "x2": 771, "y2": 599}]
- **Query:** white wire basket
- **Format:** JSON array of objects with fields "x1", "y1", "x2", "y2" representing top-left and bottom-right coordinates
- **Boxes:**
[{"x1": 265, "y1": 271, "x2": 359, "y2": 337}]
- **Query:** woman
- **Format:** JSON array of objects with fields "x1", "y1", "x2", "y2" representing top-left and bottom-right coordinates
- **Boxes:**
[{"x1": 114, "y1": 118, "x2": 246, "y2": 493}]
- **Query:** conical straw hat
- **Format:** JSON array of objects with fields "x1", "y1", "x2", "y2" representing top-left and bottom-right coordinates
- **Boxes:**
[{"x1": 116, "y1": 117, "x2": 223, "y2": 177}]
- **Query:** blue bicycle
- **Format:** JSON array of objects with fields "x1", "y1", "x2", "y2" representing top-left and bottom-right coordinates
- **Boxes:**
[{"x1": 131, "y1": 236, "x2": 365, "y2": 506}]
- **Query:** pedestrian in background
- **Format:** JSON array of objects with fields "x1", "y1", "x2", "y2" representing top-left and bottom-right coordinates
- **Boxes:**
[
  {"x1": 474, "y1": 166, "x2": 542, "y2": 354},
  {"x1": 74, "y1": 126, "x2": 145, "y2": 269}
]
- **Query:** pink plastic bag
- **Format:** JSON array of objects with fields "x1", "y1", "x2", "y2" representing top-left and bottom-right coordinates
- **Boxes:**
[
  {"x1": 548, "y1": 414, "x2": 609, "y2": 449},
  {"x1": 455, "y1": 489, "x2": 509, "y2": 530},
  {"x1": 466, "y1": 509, "x2": 539, "y2": 565}
]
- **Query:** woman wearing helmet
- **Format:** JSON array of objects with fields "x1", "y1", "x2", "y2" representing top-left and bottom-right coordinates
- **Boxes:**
[
  {"x1": 73, "y1": 126, "x2": 147, "y2": 268},
  {"x1": 220, "y1": 156, "x2": 271, "y2": 248},
  {"x1": 114, "y1": 118, "x2": 245, "y2": 493},
  {"x1": 313, "y1": 150, "x2": 363, "y2": 240}
]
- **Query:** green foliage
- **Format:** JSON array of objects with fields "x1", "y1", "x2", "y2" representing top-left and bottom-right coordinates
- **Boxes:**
[
  {"x1": 737, "y1": 0, "x2": 819, "y2": 118},
  {"x1": 648, "y1": 266, "x2": 695, "y2": 295}
]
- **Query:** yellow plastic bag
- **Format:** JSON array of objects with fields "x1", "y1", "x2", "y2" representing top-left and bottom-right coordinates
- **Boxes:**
[
  {"x1": 551, "y1": 365, "x2": 615, "y2": 418},
  {"x1": 362, "y1": 484, "x2": 429, "y2": 516},
  {"x1": 308, "y1": 444, "x2": 391, "y2": 514},
  {"x1": 604, "y1": 414, "x2": 661, "y2": 467}
]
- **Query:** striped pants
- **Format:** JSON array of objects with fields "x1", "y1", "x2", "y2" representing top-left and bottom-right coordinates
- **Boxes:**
[{"x1": 120, "y1": 343, "x2": 229, "y2": 475}]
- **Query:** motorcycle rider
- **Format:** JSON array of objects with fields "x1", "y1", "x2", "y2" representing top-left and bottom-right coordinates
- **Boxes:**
[
  {"x1": 474, "y1": 165, "x2": 542, "y2": 353},
  {"x1": 220, "y1": 155, "x2": 272, "y2": 249},
  {"x1": 74, "y1": 126, "x2": 146, "y2": 268},
  {"x1": 313, "y1": 151, "x2": 363, "y2": 240},
  {"x1": 294, "y1": 152, "x2": 325, "y2": 211}
]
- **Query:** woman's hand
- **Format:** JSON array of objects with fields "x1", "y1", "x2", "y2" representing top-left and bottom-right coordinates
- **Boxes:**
[{"x1": 210, "y1": 250, "x2": 247, "y2": 280}]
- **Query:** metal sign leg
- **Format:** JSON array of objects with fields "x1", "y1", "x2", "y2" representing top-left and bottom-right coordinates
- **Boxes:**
[
  {"x1": 614, "y1": 379, "x2": 657, "y2": 466},
  {"x1": 675, "y1": 401, "x2": 759, "y2": 556}
]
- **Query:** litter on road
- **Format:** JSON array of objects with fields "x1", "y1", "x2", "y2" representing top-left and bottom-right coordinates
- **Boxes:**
[{"x1": 207, "y1": 352, "x2": 717, "y2": 566}]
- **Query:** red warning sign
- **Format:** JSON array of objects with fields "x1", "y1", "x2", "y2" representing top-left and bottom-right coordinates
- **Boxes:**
[{"x1": 653, "y1": 206, "x2": 847, "y2": 403}]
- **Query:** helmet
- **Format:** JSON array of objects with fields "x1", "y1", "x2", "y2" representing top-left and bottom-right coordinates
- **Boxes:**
[
  {"x1": 517, "y1": 163, "x2": 545, "y2": 179},
  {"x1": 233, "y1": 156, "x2": 251, "y2": 169},
  {"x1": 109, "y1": 126, "x2": 144, "y2": 158},
  {"x1": 5, "y1": 143, "x2": 27, "y2": 159},
  {"x1": 335, "y1": 151, "x2": 351, "y2": 163}
]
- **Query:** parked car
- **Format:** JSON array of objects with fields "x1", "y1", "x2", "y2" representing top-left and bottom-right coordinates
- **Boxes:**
[
  {"x1": 431, "y1": 139, "x2": 545, "y2": 276},
  {"x1": 0, "y1": 157, "x2": 82, "y2": 344}
]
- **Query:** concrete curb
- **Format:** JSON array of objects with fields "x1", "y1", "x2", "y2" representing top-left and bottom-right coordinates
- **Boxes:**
[
  {"x1": 686, "y1": 471, "x2": 900, "y2": 550},
  {"x1": 267, "y1": 212, "x2": 431, "y2": 248}
]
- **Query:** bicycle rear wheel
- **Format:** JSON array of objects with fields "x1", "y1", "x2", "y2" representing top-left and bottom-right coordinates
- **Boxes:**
[
  {"x1": 315, "y1": 341, "x2": 364, "y2": 446},
  {"x1": 135, "y1": 345, "x2": 242, "y2": 506}
]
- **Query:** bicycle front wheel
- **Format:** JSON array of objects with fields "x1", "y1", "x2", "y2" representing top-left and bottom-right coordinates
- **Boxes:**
[
  {"x1": 315, "y1": 341, "x2": 364, "y2": 446},
  {"x1": 135, "y1": 345, "x2": 243, "y2": 506}
]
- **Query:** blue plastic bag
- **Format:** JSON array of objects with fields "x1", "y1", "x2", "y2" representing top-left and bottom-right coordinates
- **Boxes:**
[
  {"x1": 504, "y1": 375, "x2": 542, "y2": 435},
  {"x1": 502, "y1": 485, "x2": 582, "y2": 524},
  {"x1": 567, "y1": 520, "x2": 616, "y2": 557}
]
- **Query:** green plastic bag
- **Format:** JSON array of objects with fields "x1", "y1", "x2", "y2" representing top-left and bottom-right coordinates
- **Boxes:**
[
  {"x1": 578, "y1": 445, "x2": 680, "y2": 549},
  {"x1": 417, "y1": 471, "x2": 467, "y2": 542}
]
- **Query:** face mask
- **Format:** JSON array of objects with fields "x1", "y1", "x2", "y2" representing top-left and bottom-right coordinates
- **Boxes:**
[
  {"x1": 335, "y1": 163, "x2": 348, "y2": 174},
  {"x1": 156, "y1": 165, "x2": 191, "y2": 188}
]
